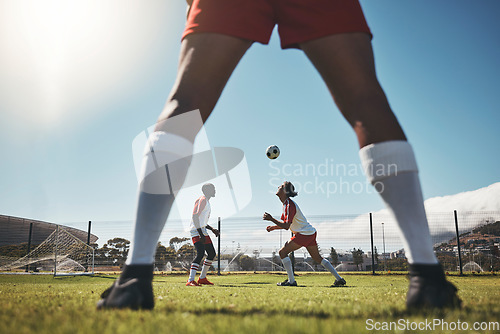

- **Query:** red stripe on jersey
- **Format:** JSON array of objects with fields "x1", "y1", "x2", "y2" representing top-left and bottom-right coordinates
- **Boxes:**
[
  {"x1": 283, "y1": 199, "x2": 297, "y2": 224},
  {"x1": 192, "y1": 196, "x2": 207, "y2": 215}
]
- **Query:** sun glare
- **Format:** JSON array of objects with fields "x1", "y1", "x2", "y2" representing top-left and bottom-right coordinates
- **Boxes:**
[{"x1": 0, "y1": 0, "x2": 168, "y2": 128}]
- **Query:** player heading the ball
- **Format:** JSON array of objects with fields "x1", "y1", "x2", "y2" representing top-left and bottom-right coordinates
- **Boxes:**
[{"x1": 263, "y1": 181, "x2": 346, "y2": 287}]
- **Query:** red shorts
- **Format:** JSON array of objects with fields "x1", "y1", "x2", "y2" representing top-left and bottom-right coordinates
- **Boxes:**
[
  {"x1": 183, "y1": 0, "x2": 371, "y2": 49},
  {"x1": 192, "y1": 235, "x2": 213, "y2": 244},
  {"x1": 290, "y1": 232, "x2": 317, "y2": 247}
]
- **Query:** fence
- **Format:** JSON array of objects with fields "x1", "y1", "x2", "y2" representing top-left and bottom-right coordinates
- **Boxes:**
[{"x1": 1, "y1": 211, "x2": 499, "y2": 274}]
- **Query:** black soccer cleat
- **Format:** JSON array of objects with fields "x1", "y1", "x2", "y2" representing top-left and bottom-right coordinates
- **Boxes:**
[
  {"x1": 97, "y1": 264, "x2": 154, "y2": 310},
  {"x1": 277, "y1": 279, "x2": 298, "y2": 286},
  {"x1": 332, "y1": 278, "x2": 346, "y2": 287},
  {"x1": 406, "y1": 264, "x2": 462, "y2": 310}
]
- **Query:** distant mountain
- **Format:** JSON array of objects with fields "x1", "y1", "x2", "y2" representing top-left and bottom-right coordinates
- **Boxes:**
[
  {"x1": 352, "y1": 182, "x2": 500, "y2": 247},
  {"x1": 473, "y1": 221, "x2": 500, "y2": 236}
]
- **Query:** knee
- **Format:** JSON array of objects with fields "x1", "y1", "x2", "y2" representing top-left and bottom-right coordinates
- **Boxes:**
[
  {"x1": 279, "y1": 248, "x2": 289, "y2": 259},
  {"x1": 206, "y1": 249, "x2": 216, "y2": 261},
  {"x1": 159, "y1": 95, "x2": 213, "y2": 127},
  {"x1": 193, "y1": 250, "x2": 204, "y2": 264},
  {"x1": 313, "y1": 255, "x2": 324, "y2": 264},
  {"x1": 193, "y1": 255, "x2": 204, "y2": 264}
]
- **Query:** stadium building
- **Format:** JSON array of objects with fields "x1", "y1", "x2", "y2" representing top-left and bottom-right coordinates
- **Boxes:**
[
  {"x1": 0, "y1": 214, "x2": 99, "y2": 274},
  {"x1": 0, "y1": 214, "x2": 98, "y2": 246}
]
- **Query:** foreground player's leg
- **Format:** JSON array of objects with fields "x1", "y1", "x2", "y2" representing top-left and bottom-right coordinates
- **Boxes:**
[
  {"x1": 198, "y1": 243, "x2": 216, "y2": 285},
  {"x1": 358, "y1": 142, "x2": 461, "y2": 308},
  {"x1": 157, "y1": 33, "x2": 253, "y2": 125},
  {"x1": 359, "y1": 142, "x2": 437, "y2": 264},
  {"x1": 98, "y1": 113, "x2": 198, "y2": 309},
  {"x1": 97, "y1": 33, "x2": 252, "y2": 309},
  {"x1": 96, "y1": 264, "x2": 154, "y2": 310},
  {"x1": 301, "y1": 33, "x2": 460, "y2": 308}
]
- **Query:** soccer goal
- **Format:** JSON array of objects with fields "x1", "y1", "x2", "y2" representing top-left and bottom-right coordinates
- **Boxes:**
[{"x1": 0, "y1": 226, "x2": 94, "y2": 276}]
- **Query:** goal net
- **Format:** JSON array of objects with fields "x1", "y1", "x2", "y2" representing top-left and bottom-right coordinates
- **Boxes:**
[{"x1": 0, "y1": 226, "x2": 94, "y2": 276}]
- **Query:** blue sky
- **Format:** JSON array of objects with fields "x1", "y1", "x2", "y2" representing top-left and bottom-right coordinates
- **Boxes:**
[{"x1": 0, "y1": 0, "x2": 499, "y2": 226}]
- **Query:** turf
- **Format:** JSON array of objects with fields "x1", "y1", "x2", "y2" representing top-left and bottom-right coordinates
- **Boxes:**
[{"x1": 0, "y1": 273, "x2": 499, "y2": 334}]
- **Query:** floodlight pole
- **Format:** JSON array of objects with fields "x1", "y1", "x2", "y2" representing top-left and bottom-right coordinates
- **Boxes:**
[
  {"x1": 91, "y1": 248, "x2": 95, "y2": 274},
  {"x1": 25, "y1": 222, "x2": 33, "y2": 272},
  {"x1": 54, "y1": 226, "x2": 59, "y2": 277},
  {"x1": 86, "y1": 221, "x2": 92, "y2": 272},
  {"x1": 87, "y1": 221, "x2": 92, "y2": 245},
  {"x1": 454, "y1": 210, "x2": 463, "y2": 276},
  {"x1": 382, "y1": 222, "x2": 386, "y2": 272},
  {"x1": 217, "y1": 217, "x2": 221, "y2": 276},
  {"x1": 369, "y1": 213, "x2": 375, "y2": 275}
]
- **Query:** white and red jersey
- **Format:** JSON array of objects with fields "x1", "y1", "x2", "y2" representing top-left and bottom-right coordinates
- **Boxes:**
[
  {"x1": 190, "y1": 195, "x2": 211, "y2": 237},
  {"x1": 280, "y1": 198, "x2": 316, "y2": 235}
]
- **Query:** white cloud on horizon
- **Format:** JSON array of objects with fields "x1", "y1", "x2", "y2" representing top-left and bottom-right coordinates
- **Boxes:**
[
  {"x1": 312, "y1": 182, "x2": 500, "y2": 253},
  {"x1": 424, "y1": 182, "x2": 500, "y2": 213}
]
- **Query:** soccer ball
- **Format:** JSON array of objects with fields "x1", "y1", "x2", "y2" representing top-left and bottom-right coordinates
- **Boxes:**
[{"x1": 266, "y1": 145, "x2": 280, "y2": 159}]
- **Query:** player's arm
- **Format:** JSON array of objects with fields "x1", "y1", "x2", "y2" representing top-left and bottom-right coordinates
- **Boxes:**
[
  {"x1": 192, "y1": 214, "x2": 205, "y2": 243},
  {"x1": 206, "y1": 224, "x2": 220, "y2": 237},
  {"x1": 192, "y1": 197, "x2": 208, "y2": 242},
  {"x1": 263, "y1": 212, "x2": 291, "y2": 230},
  {"x1": 266, "y1": 225, "x2": 284, "y2": 232}
]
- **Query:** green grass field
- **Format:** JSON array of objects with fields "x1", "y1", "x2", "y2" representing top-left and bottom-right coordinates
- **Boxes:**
[{"x1": 1, "y1": 272, "x2": 499, "y2": 334}]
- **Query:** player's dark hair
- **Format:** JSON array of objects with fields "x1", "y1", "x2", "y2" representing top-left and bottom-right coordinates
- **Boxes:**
[
  {"x1": 202, "y1": 183, "x2": 215, "y2": 196},
  {"x1": 284, "y1": 181, "x2": 298, "y2": 197}
]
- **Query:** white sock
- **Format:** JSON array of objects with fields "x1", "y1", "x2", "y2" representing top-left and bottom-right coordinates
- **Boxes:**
[
  {"x1": 189, "y1": 263, "x2": 199, "y2": 282},
  {"x1": 281, "y1": 257, "x2": 295, "y2": 283},
  {"x1": 359, "y1": 140, "x2": 438, "y2": 264},
  {"x1": 126, "y1": 112, "x2": 202, "y2": 265},
  {"x1": 321, "y1": 259, "x2": 342, "y2": 280},
  {"x1": 125, "y1": 191, "x2": 175, "y2": 265},
  {"x1": 199, "y1": 259, "x2": 213, "y2": 279}
]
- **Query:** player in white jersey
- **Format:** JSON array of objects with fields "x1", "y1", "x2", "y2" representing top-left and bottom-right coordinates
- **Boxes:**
[
  {"x1": 186, "y1": 183, "x2": 219, "y2": 286},
  {"x1": 264, "y1": 181, "x2": 346, "y2": 287}
]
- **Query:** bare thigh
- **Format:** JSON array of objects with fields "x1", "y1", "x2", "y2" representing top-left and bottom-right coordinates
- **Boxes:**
[
  {"x1": 306, "y1": 244, "x2": 323, "y2": 264},
  {"x1": 156, "y1": 33, "x2": 253, "y2": 134},
  {"x1": 279, "y1": 240, "x2": 303, "y2": 259},
  {"x1": 300, "y1": 33, "x2": 406, "y2": 147}
]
